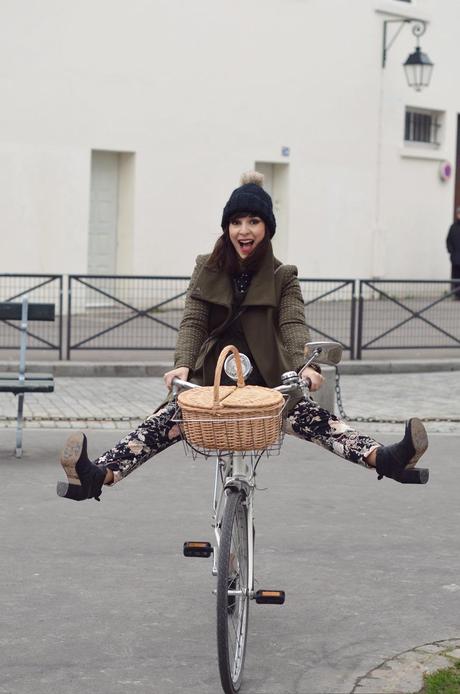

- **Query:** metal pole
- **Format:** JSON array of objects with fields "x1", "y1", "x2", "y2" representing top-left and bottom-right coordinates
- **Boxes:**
[
  {"x1": 350, "y1": 280, "x2": 357, "y2": 361},
  {"x1": 356, "y1": 281, "x2": 364, "y2": 360},
  {"x1": 58, "y1": 275, "x2": 63, "y2": 360},
  {"x1": 15, "y1": 394, "x2": 24, "y2": 458},
  {"x1": 15, "y1": 297, "x2": 28, "y2": 457},
  {"x1": 66, "y1": 276, "x2": 72, "y2": 360},
  {"x1": 18, "y1": 297, "x2": 28, "y2": 382}
]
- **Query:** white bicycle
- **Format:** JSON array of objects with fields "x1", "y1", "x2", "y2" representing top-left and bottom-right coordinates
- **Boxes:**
[{"x1": 172, "y1": 341, "x2": 343, "y2": 694}]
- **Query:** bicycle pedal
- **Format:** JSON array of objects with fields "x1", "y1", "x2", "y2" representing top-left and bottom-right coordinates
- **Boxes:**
[
  {"x1": 255, "y1": 590, "x2": 285, "y2": 605},
  {"x1": 183, "y1": 541, "x2": 213, "y2": 558}
]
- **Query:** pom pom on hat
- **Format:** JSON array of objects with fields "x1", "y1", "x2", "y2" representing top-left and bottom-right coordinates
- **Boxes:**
[
  {"x1": 221, "y1": 171, "x2": 276, "y2": 238},
  {"x1": 240, "y1": 170, "x2": 265, "y2": 187}
]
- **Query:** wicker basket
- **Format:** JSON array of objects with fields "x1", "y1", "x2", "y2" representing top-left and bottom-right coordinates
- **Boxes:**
[{"x1": 177, "y1": 345, "x2": 284, "y2": 451}]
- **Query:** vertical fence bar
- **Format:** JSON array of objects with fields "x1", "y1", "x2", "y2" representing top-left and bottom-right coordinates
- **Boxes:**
[
  {"x1": 66, "y1": 276, "x2": 72, "y2": 360},
  {"x1": 58, "y1": 275, "x2": 63, "y2": 360},
  {"x1": 356, "y1": 280, "x2": 364, "y2": 360},
  {"x1": 350, "y1": 280, "x2": 357, "y2": 360}
]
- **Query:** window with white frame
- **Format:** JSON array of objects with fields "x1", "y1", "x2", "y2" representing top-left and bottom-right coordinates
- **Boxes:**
[{"x1": 404, "y1": 108, "x2": 442, "y2": 146}]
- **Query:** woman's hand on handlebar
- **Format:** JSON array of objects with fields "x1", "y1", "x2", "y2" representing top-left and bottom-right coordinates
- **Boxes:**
[
  {"x1": 299, "y1": 366, "x2": 324, "y2": 392},
  {"x1": 164, "y1": 366, "x2": 190, "y2": 390}
]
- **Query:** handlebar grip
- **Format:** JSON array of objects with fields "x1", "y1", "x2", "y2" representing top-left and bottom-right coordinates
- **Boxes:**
[
  {"x1": 171, "y1": 377, "x2": 200, "y2": 391},
  {"x1": 399, "y1": 467, "x2": 429, "y2": 484}
]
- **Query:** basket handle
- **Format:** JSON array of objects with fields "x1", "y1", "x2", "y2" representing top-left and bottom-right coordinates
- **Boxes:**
[{"x1": 213, "y1": 344, "x2": 245, "y2": 407}]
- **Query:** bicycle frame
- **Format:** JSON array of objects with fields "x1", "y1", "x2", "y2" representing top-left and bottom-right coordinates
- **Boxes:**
[
  {"x1": 173, "y1": 341, "x2": 345, "y2": 692},
  {"x1": 211, "y1": 453, "x2": 256, "y2": 599}
]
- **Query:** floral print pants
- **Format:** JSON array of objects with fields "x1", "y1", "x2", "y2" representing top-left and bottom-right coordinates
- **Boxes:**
[{"x1": 94, "y1": 399, "x2": 380, "y2": 481}]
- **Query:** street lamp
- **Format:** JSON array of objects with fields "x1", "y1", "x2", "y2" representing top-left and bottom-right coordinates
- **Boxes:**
[
  {"x1": 403, "y1": 24, "x2": 434, "y2": 91},
  {"x1": 382, "y1": 19, "x2": 434, "y2": 91}
]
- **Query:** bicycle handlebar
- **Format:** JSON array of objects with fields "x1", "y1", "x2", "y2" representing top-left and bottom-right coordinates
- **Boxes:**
[
  {"x1": 171, "y1": 377, "x2": 200, "y2": 391},
  {"x1": 273, "y1": 376, "x2": 311, "y2": 393},
  {"x1": 171, "y1": 375, "x2": 311, "y2": 396}
]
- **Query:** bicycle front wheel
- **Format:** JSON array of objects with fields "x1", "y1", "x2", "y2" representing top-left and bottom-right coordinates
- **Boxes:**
[{"x1": 217, "y1": 489, "x2": 249, "y2": 694}]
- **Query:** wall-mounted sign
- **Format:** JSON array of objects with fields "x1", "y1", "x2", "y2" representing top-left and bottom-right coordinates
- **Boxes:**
[{"x1": 439, "y1": 160, "x2": 452, "y2": 182}]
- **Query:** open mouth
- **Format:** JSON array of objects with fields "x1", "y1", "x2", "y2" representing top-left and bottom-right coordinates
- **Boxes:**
[{"x1": 238, "y1": 240, "x2": 254, "y2": 251}]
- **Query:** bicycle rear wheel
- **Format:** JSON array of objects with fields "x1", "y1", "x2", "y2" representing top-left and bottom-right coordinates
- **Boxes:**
[{"x1": 217, "y1": 489, "x2": 249, "y2": 694}]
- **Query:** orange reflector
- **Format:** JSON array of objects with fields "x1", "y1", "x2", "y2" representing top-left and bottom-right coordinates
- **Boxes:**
[
  {"x1": 260, "y1": 591, "x2": 281, "y2": 597},
  {"x1": 183, "y1": 541, "x2": 212, "y2": 558},
  {"x1": 255, "y1": 589, "x2": 285, "y2": 604}
]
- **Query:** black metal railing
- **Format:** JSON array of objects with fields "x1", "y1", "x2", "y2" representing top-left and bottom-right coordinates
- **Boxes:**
[
  {"x1": 0, "y1": 274, "x2": 63, "y2": 358},
  {"x1": 66, "y1": 275, "x2": 357, "y2": 360},
  {"x1": 298, "y1": 279, "x2": 357, "y2": 359},
  {"x1": 67, "y1": 275, "x2": 190, "y2": 358},
  {"x1": 357, "y1": 279, "x2": 460, "y2": 358},
  {"x1": 1, "y1": 274, "x2": 460, "y2": 361}
]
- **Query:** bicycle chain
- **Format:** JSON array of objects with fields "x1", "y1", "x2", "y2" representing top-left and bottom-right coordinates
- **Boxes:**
[{"x1": 334, "y1": 365, "x2": 460, "y2": 424}]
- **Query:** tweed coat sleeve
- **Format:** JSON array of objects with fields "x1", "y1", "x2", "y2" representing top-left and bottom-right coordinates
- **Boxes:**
[
  {"x1": 174, "y1": 255, "x2": 210, "y2": 369},
  {"x1": 277, "y1": 266, "x2": 311, "y2": 371}
]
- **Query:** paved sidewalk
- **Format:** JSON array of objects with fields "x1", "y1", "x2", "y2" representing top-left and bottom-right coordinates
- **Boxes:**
[
  {"x1": 353, "y1": 639, "x2": 460, "y2": 693},
  {"x1": 0, "y1": 376, "x2": 166, "y2": 430},
  {"x1": 1, "y1": 370, "x2": 459, "y2": 434}
]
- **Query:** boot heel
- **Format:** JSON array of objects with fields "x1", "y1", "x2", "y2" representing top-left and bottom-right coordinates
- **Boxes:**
[
  {"x1": 399, "y1": 467, "x2": 429, "y2": 484},
  {"x1": 60, "y1": 433, "x2": 85, "y2": 486},
  {"x1": 407, "y1": 418, "x2": 428, "y2": 467},
  {"x1": 56, "y1": 481, "x2": 88, "y2": 500}
]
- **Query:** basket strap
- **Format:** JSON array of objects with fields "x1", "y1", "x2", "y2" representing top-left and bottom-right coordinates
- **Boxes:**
[{"x1": 213, "y1": 345, "x2": 245, "y2": 407}]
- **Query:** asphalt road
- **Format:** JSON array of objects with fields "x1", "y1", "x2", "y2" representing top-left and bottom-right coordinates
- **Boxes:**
[{"x1": 1, "y1": 428, "x2": 459, "y2": 694}]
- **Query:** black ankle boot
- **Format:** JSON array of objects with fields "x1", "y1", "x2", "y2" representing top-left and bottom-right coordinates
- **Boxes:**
[
  {"x1": 375, "y1": 418, "x2": 429, "y2": 484},
  {"x1": 57, "y1": 433, "x2": 106, "y2": 501}
]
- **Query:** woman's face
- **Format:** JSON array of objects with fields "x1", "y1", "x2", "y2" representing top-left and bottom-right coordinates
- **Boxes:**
[{"x1": 228, "y1": 215, "x2": 266, "y2": 259}]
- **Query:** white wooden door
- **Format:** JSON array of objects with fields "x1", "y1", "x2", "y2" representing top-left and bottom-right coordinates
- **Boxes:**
[
  {"x1": 255, "y1": 161, "x2": 289, "y2": 259},
  {"x1": 88, "y1": 151, "x2": 119, "y2": 275},
  {"x1": 256, "y1": 162, "x2": 274, "y2": 198}
]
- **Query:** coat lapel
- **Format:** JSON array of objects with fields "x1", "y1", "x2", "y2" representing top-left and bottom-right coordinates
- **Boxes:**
[
  {"x1": 191, "y1": 262, "x2": 233, "y2": 307},
  {"x1": 241, "y1": 245, "x2": 277, "y2": 307},
  {"x1": 191, "y1": 244, "x2": 278, "y2": 308}
]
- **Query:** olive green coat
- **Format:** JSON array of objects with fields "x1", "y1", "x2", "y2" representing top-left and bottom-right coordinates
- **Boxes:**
[{"x1": 174, "y1": 246, "x2": 310, "y2": 388}]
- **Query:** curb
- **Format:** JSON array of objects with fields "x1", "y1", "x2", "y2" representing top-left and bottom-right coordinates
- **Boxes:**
[
  {"x1": 340, "y1": 358, "x2": 460, "y2": 375},
  {"x1": 352, "y1": 638, "x2": 460, "y2": 693},
  {"x1": 2, "y1": 358, "x2": 460, "y2": 377},
  {"x1": 0, "y1": 361, "x2": 172, "y2": 377}
]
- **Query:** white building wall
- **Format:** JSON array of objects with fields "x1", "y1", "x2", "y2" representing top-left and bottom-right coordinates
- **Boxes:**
[
  {"x1": 373, "y1": 0, "x2": 456, "y2": 279},
  {"x1": 0, "y1": 0, "x2": 458, "y2": 279}
]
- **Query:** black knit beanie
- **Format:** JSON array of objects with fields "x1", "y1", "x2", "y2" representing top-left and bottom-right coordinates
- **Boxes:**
[{"x1": 221, "y1": 171, "x2": 276, "y2": 238}]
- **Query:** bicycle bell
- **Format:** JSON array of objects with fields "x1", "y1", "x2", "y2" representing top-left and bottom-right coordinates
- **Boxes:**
[
  {"x1": 281, "y1": 371, "x2": 299, "y2": 385},
  {"x1": 224, "y1": 352, "x2": 253, "y2": 381}
]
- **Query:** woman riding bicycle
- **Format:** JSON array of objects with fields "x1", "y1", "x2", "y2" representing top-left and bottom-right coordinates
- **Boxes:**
[{"x1": 58, "y1": 171, "x2": 428, "y2": 501}]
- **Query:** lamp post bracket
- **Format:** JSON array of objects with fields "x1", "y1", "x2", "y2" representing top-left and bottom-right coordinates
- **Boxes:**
[{"x1": 382, "y1": 18, "x2": 427, "y2": 68}]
